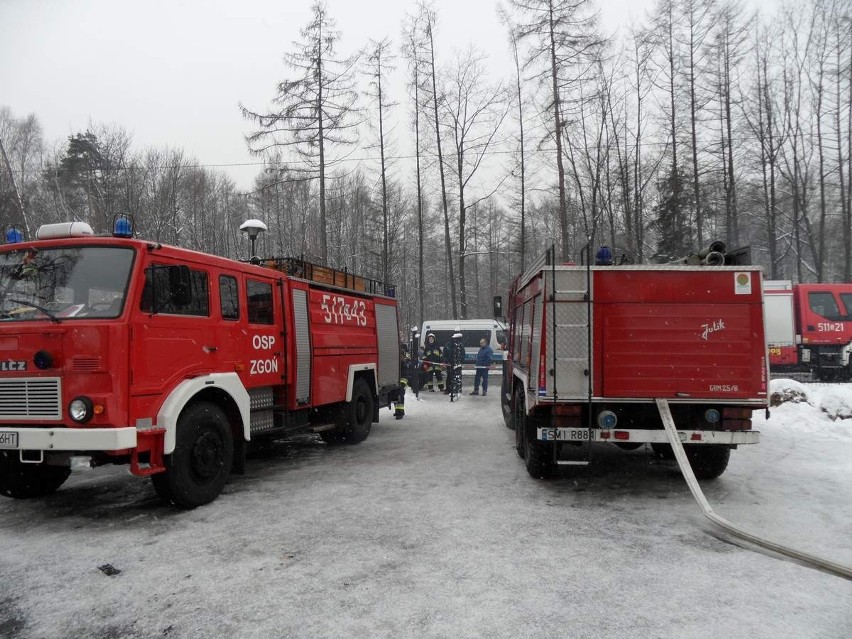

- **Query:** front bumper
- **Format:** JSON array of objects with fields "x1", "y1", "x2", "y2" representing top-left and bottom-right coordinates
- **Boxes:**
[{"x1": 0, "y1": 426, "x2": 137, "y2": 452}]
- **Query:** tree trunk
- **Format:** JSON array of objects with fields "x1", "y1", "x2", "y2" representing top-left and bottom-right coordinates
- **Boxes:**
[
  {"x1": 548, "y1": 0, "x2": 570, "y2": 261},
  {"x1": 427, "y1": 20, "x2": 458, "y2": 318}
]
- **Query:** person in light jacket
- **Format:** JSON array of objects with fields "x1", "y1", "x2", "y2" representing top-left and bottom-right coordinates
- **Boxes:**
[{"x1": 469, "y1": 338, "x2": 493, "y2": 396}]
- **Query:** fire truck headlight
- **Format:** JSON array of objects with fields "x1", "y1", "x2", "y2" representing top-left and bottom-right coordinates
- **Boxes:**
[
  {"x1": 33, "y1": 350, "x2": 54, "y2": 370},
  {"x1": 704, "y1": 408, "x2": 721, "y2": 424},
  {"x1": 69, "y1": 397, "x2": 94, "y2": 423}
]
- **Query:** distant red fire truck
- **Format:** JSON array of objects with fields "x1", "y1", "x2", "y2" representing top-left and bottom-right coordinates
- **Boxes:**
[
  {"x1": 501, "y1": 247, "x2": 766, "y2": 480},
  {"x1": 0, "y1": 219, "x2": 400, "y2": 508},
  {"x1": 764, "y1": 280, "x2": 852, "y2": 381}
]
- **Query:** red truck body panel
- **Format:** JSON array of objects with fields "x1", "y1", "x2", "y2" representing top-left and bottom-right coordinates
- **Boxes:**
[{"x1": 594, "y1": 269, "x2": 767, "y2": 400}]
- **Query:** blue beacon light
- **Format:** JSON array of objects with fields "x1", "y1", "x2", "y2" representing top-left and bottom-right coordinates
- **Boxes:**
[
  {"x1": 113, "y1": 216, "x2": 133, "y2": 238},
  {"x1": 5, "y1": 228, "x2": 23, "y2": 244}
]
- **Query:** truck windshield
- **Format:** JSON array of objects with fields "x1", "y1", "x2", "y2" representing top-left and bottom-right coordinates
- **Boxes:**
[
  {"x1": 840, "y1": 292, "x2": 852, "y2": 321},
  {"x1": 807, "y1": 291, "x2": 842, "y2": 320},
  {"x1": 0, "y1": 246, "x2": 134, "y2": 322}
]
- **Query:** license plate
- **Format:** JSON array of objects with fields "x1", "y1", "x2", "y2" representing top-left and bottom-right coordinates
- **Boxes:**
[
  {"x1": 0, "y1": 431, "x2": 19, "y2": 448},
  {"x1": 540, "y1": 428, "x2": 591, "y2": 442}
]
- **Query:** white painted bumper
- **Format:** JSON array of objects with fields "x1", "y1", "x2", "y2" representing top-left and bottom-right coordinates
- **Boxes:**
[{"x1": 538, "y1": 427, "x2": 761, "y2": 445}]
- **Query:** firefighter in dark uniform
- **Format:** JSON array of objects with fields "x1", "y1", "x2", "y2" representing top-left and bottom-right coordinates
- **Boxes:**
[
  {"x1": 422, "y1": 332, "x2": 444, "y2": 392},
  {"x1": 393, "y1": 342, "x2": 411, "y2": 419},
  {"x1": 444, "y1": 331, "x2": 465, "y2": 399}
]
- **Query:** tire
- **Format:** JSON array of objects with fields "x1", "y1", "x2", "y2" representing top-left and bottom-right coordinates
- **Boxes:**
[
  {"x1": 684, "y1": 445, "x2": 730, "y2": 480},
  {"x1": 319, "y1": 430, "x2": 347, "y2": 445},
  {"x1": 516, "y1": 386, "x2": 555, "y2": 479},
  {"x1": 326, "y1": 379, "x2": 373, "y2": 445},
  {"x1": 0, "y1": 452, "x2": 70, "y2": 498},
  {"x1": 153, "y1": 402, "x2": 233, "y2": 509},
  {"x1": 615, "y1": 442, "x2": 644, "y2": 451}
]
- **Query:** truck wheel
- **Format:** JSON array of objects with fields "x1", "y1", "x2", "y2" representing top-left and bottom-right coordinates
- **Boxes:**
[
  {"x1": 516, "y1": 387, "x2": 555, "y2": 479},
  {"x1": 684, "y1": 445, "x2": 730, "y2": 480},
  {"x1": 0, "y1": 452, "x2": 70, "y2": 498},
  {"x1": 330, "y1": 379, "x2": 373, "y2": 445},
  {"x1": 153, "y1": 402, "x2": 233, "y2": 509},
  {"x1": 615, "y1": 442, "x2": 644, "y2": 451},
  {"x1": 319, "y1": 430, "x2": 346, "y2": 445}
]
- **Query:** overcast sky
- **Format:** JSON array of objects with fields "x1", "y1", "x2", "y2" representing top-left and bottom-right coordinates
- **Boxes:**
[{"x1": 2, "y1": 0, "x2": 763, "y2": 192}]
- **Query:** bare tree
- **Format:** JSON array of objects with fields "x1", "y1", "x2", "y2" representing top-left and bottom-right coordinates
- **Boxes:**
[
  {"x1": 511, "y1": 0, "x2": 600, "y2": 261},
  {"x1": 650, "y1": 0, "x2": 694, "y2": 259},
  {"x1": 421, "y1": 4, "x2": 458, "y2": 318},
  {"x1": 240, "y1": 1, "x2": 360, "y2": 263},
  {"x1": 402, "y1": 13, "x2": 428, "y2": 325},
  {"x1": 679, "y1": 0, "x2": 717, "y2": 246},
  {"x1": 835, "y1": 6, "x2": 852, "y2": 280},
  {"x1": 627, "y1": 26, "x2": 657, "y2": 262},
  {"x1": 779, "y1": 2, "x2": 817, "y2": 281},
  {"x1": 499, "y1": 8, "x2": 529, "y2": 270},
  {"x1": 441, "y1": 48, "x2": 509, "y2": 318},
  {"x1": 365, "y1": 37, "x2": 397, "y2": 285},
  {"x1": 707, "y1": 0, "x2": 751, "y2": 248}
]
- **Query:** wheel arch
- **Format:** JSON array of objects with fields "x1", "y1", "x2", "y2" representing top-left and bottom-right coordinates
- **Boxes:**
[
  {"x1": 512, "y1": 371, "x2": 530, "y2": 416},
  {"x1": 349, "y1": 365, "x2": 379, "y2": 422},
  {"x1": 346, "y1": 364, "x2": 377, "y2": 402},
  {"x1": 158, "y1": 373, "x2": 250, "y2": 455}
]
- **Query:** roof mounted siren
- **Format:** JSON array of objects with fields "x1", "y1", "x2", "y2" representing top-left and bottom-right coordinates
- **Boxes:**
[
  {"x1": 113, "y1": 213, "x2": 134, "y2": 238},
  {"x1": 595, "y1": 246, "x2": 614, "y2": 266},
  {"x1": 4, "y1": 227, "x2": 23, "y2": 244}
]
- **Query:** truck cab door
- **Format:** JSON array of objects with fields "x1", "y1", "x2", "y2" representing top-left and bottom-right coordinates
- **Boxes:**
[{"x1": 242, "y1": 277, "x2": 284, "y2": 388}]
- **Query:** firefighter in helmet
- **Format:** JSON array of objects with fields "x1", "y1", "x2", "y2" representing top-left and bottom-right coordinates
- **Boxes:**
[{"x1": 422, "y1": 332, "x2": 444, "y2": 392}]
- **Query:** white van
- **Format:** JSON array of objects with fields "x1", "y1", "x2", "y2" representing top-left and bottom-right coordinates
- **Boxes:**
[{"x1": 419, "y1": 318, "x2": 507, "y2": 368}]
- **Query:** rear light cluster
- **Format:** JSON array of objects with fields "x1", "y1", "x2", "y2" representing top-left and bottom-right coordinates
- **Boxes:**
[
  {"x1": 598, "y1": 430, "x2": 629, "y2": 440},
  {"x1": 722, "y1": 406, "x2": 753, "y2": 431}
]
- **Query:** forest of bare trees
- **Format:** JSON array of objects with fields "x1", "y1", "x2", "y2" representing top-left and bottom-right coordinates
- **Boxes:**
[{"x1": 1, "y1": 0, "x2": 851, "y2": 331}]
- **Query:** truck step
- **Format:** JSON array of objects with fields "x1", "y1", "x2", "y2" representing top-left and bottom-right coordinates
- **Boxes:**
[
  {"x1": 308, "y1": 423, "x2": 337, "y2": 433},
  {"x1": 556, "y1": 460, "x2": 590, "y2": 466}
]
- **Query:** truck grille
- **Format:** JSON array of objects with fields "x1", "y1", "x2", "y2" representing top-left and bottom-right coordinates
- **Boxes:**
[{"x1": 0, "y1": 378, "x2": 62, "y2": 420}]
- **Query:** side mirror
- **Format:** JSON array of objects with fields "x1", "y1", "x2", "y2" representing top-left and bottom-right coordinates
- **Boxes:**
[
  {"x1": 493, "y1": 296, "x2": 504, "y2": 322},
  {"x1": 168, "y1": 265, "x2": 192, "y2": 306}
]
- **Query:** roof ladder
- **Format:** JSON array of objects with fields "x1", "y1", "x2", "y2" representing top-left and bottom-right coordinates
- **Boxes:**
[{"x1": 551, "y1": 241, "x2": 594, "y2": 468}]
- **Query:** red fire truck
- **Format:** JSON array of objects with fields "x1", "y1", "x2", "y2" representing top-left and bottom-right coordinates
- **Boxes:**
[
  {"x1": 0, "y1": 220, "x2": 400, "y2": 508},
  {"x1": 764, "y1": 280, "x2": 852, "y2": 381},
  {"x1": 501, "y1": 247, "x2": 766, "y2": 480}
]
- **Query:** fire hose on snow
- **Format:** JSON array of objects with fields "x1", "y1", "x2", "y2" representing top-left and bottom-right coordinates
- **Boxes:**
[{"x1": 656, "y1": 399, "x2": 852, "y2": 581}]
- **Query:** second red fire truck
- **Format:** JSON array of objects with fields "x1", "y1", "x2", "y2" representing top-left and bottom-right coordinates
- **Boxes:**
[
  {"x1": 0, "y1": 219, "x2": 400, "y2": 508},
  {"x1": 764, "y1": 280, "x2": 852, "y2": 381},
  {"x1": 501, "y1": 247, "x2": 767, "y2": 480}
]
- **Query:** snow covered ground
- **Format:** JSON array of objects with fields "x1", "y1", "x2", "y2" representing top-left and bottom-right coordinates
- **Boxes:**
[{"x1": 1, "y1": 380, "x2": 851, "y2": 638}]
